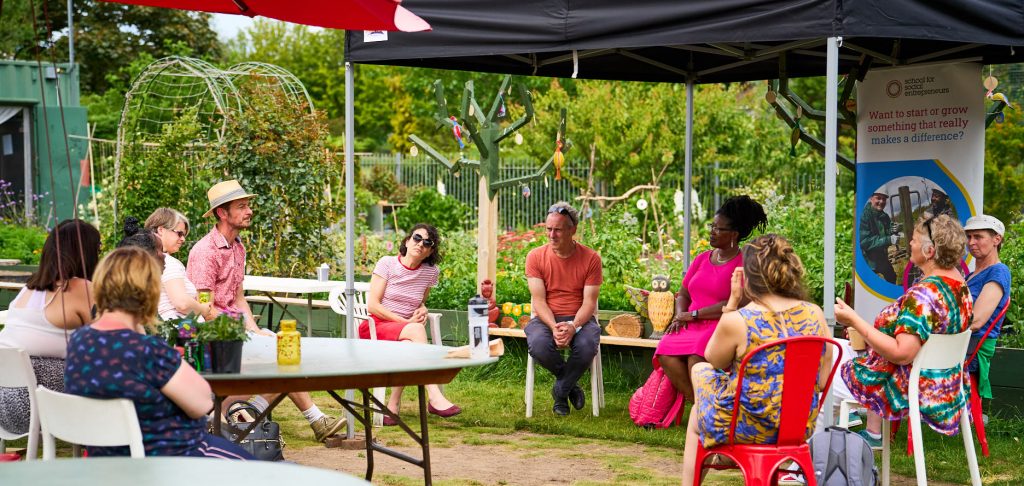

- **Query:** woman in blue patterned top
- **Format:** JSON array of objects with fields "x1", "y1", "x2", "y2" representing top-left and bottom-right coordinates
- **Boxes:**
[{"x1": 64, "y1": 247, "x2": 253, "y2": 459}]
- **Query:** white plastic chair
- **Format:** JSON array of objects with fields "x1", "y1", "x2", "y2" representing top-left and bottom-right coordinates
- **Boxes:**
[
  {"x1": 880, "y1": 330, "x2": 981, "y2": 486},
  {"x1": 0, "y1": 348, "x2": 40, "y2": 461},
  {"x1": 328, "y1": 286, "x2": 443, "y2": 427},
  {"x1": 524, "y1": 304, "x2": 605, "y2": 418},
  {"x1": 36, "y1": 387, "x2": 144, "y2": 459}
]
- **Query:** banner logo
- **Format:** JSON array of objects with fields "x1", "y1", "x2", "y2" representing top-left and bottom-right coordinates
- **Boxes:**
[{"x1": 886, "y1": 80, "x2": 902, "y2": 98}]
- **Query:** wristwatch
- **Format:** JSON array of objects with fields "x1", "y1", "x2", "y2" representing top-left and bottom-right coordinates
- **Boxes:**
[
  {"x1": 691, "y1": 309, "x2": 699, "y2": 320},
  {"x1": 574, "y1": 324, "x2": 583, "y2": 334}
]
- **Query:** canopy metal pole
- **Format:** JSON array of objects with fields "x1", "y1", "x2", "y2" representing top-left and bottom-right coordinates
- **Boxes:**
[
  {"x1": 822, "y1": 36, "x2": 840, "y2": 427},
  {"x1": 344, "y1": 61, "x2": 356, "y2": 439},
  {"x1": 682, "y1": 81, "x2": 694, "y2": 271},
  {"x1": 67, "y1": 0, "x2": 74, "y2": 69}
]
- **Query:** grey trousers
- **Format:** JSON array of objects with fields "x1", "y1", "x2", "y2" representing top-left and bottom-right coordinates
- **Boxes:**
[{"x1": 524, "y1": 315, "x2": 600, "y2": 398}]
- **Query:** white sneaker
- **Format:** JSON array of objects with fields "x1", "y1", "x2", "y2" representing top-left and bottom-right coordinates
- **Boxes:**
[
  {"x1": 778, "y1": 472, "x2": 806, "y2": 485},
  {"x1": 846, "y1": 411, "x2": 863, "y2": 427}
]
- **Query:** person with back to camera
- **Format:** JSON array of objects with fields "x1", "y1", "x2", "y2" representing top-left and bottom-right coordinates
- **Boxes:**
[
  {"x1": 63, "y1": 247, "x2": 253, "y2": 459},
  {"x1": 524, "y1": 202, "x2": 603, "y2": 416},
  {"x1": 835, "y1": 214, "x2": 973, "y2": 448},
  {"x1": 0, "y1": 220, "x2": 101, "y2": 436},
  {"x1": 656, "y1": 195, "x2": 767, "y2": 404},
  {"x1": 366, "y1": 223, "x2": 461, "y2": 425},
  {"x1": 118, "y1": 216, "x2": 164, "y2": 262},
  {"x1": 681, "y1": 234, "x2": 832, "y2": 484},
  {"x1": 144, "y1": 208, "x2": 217, "y2": 321},
  {"x1": 962, "y1": 215, "x2": 1011, "y2": 415}
]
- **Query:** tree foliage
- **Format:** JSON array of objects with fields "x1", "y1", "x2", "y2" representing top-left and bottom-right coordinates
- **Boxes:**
[
  {"x1": 210, "y1": 82, "x2": 340, "y2": 276},
  {"x1": 0, "y1": 0, "x2": 221, "y2": 95}
]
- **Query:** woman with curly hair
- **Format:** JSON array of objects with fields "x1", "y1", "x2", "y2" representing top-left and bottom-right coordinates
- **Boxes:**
[
  {"x1": 366, "y1": 223, "x2": 461, "y2": 424},
  {"x1": 656, "y1": 195, "x2": 768, "y2": 403},
  {"x1": 835, "y1": 214, "x2": 972, "y2": 447}
]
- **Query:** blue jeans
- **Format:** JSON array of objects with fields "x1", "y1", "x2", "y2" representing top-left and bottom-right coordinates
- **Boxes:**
[{"x1": 525, "y1": 316, "x2": 600, "y2": 399}]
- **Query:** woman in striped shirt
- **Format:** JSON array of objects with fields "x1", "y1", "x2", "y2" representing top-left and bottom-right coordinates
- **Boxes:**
[{"x1": 366, "y1": 223, "x2": 462, "y2": 425}]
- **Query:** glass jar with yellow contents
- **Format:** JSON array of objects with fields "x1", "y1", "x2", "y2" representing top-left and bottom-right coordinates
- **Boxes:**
[{"x1": 277, "y1": 319, "x2": 301, "y2": 365}]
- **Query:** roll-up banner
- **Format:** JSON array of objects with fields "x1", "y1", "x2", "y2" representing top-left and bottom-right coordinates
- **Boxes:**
[{"x1": 854, "y1": 62, "x2": 984, "y2": 320}]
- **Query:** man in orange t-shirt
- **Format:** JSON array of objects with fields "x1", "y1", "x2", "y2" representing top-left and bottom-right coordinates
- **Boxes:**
[{"x1": 525, "y1": 202, "x2": 603, "y2": 416}]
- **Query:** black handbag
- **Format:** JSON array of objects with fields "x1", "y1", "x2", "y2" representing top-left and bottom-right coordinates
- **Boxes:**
[{"x1": 219, "y1": 400, "x2": 285, "y2": 461}]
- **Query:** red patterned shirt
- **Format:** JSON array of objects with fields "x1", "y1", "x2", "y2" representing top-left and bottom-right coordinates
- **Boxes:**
[{"x1": 186, "y1": 227, "x2": 246, "y2": 314}]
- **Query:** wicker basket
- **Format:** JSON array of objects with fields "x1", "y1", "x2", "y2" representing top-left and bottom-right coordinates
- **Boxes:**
[{"x1": 606, "y1": 314, "x2": 643, "y2": 338}]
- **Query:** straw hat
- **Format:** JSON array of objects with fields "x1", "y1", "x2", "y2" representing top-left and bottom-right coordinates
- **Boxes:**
[{"x1": 203, "y1": 180, "x2": 256, "y2": 218}]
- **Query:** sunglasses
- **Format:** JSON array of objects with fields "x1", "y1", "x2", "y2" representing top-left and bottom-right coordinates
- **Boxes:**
[
  {"x1": 548, "y1": 205, "x2": 578, "y2": 226},
  {"x1": 708, "y1": 224, "x2": 735, "y2": 233},
  {"x1": 166, "y1": 228, "x2": 187, "y2": 240},
  {"x1": 923, "y1": 216, "x2": 936, "y2": 243},
  {"x1": 411, "y1": 233, "x2": 435, "y2": 248}
]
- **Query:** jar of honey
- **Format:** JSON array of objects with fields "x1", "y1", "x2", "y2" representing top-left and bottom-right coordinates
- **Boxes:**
[{"x1": 277, "y1": 319, "x2": 301, "y2": 365}]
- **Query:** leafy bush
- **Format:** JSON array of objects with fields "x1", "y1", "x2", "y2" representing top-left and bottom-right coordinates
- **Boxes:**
[
  {"x1": 211, "y1": 82, "x2": 340, "y2": 277},
  {"x1": 997, "y1": 217, "x2": 1024, "y2": 348},
  {"x1": 0, "y1": 224, "x2": 48, "y2": 264},
  {"x1": 394, "y1": 188, "x2": 470, "y2": 235}
]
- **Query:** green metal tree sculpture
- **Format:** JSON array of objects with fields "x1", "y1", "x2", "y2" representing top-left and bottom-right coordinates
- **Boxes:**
[{"x1": 409, "y1": 75, "x2": 571, "y2": 293}]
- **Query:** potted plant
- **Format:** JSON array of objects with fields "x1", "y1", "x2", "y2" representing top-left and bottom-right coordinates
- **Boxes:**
[
  {"x1": 155, "y1": 313, "x2": 207, "y2": 371},
  {"x1": 197, "y1": 312, "x2": 250, "y2": 374}
]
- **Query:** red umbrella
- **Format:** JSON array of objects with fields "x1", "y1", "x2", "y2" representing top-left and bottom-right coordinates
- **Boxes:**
[{"x1": 102, "y1": 0, "x2": 430, "y2": 32}]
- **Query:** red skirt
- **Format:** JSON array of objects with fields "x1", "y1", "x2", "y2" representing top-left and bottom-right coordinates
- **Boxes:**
[{"x1": 358, "y1": 315, "x2": 410, "y2": 341}]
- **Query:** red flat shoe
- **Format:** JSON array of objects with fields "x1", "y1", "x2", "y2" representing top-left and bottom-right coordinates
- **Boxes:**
[
  {"x1": 382, "y1": 414, "x2": 399, "y2": 426},
  {"x1": 427, "y1": 403, "x2": 462, "y2": 418}
]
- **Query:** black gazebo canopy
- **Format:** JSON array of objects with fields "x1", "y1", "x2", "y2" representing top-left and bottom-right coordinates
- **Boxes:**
[{"x1": 345, "y1": 0, "x2": 1024, "y2": 83}]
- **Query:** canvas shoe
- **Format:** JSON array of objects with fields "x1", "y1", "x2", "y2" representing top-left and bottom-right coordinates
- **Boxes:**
[
  {"x1": 857, "y1": 429, "x2": 882, "y2": 450},
  {"x1": 846, "y1": 411, "x2": 863, "y2": 428},
  {"x1": 311, "y1": 415, "x2": 347, "y2": 443}
]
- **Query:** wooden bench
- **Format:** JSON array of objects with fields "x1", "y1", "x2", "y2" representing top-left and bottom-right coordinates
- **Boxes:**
[{"x1": 489, "y1": 327, "x2": 659, "y2": 348}]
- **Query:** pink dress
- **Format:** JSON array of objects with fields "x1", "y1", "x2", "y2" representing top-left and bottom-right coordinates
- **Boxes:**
[{"x1": 655, "y1": 250, "x2": 741, "y2": 358}]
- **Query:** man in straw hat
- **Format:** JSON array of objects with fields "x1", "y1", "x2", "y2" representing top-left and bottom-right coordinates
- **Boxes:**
[
  {"x1": 859, "y1": 192, "x2": 899, "y2": 284},
  {"x1": 187, "y1": 180, "x2": 345, "y2": 443}
]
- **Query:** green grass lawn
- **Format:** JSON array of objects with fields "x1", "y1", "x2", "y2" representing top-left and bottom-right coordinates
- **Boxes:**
[{"x1": 8, "y1": 343, "x2": 1023, "y2": 485}]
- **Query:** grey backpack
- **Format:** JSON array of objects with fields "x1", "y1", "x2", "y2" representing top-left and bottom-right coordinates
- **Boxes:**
[{"x1": 809, "y1": 427, "x2": 878, "y2": 486}]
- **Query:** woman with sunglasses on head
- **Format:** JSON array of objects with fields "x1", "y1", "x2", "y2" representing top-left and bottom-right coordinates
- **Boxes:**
[
  {"x1": 366, "y1": 223, "x2": 461, "y2": 424},
  {"x1": 655, "y1": 195, "x2": 767, "y2": 404},
  {"x1": 144, "y1": 208, "x2": 216, "y2": 321},
  {"x1": 835, "y1": 214, "x2": 973, "y2": 448}
]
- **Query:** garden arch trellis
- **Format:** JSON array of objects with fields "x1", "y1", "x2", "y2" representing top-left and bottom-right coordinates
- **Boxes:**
[{"x1": 112, "y1": 56, "x2": 314, "y2": 223}]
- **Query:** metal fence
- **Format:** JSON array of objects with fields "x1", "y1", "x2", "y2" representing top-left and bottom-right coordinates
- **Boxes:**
[{"x1": 359, "y1": 153, "x2": 848, "y2": 230}]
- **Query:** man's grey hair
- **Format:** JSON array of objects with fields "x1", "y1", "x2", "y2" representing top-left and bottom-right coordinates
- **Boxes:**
[{"x1": 547, "y1": 201, "x2": 579, "y2": 227}]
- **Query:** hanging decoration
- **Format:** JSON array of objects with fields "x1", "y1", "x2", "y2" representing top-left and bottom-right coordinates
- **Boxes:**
[
  {"x1": 497, "y1": 94, "x2": 507, "y2": 118},
  {"x1": 789, "y1": 106, "x2": 803, "y2": 157},
  {"x1": 409, "y1": 145, "x2": 419, "y2": 157},
  {"x1": 521, "y1": 184, "x2": 531, "y2": 198},
  {"x1": 514, "y1": 132, "x2": 523, "y2": 145},
  {"x1": 450, "y1": 115, "x2": 465, "y2": 149},
  {"x1": 553, "y1": 140, "x2": 565, "y2": 180},
  {"x1": 437, "y1": 177, "x2": 446, "y2": 196},
  {"x1": 636, "y1": 198, "x2": 648, "y2": 210}
]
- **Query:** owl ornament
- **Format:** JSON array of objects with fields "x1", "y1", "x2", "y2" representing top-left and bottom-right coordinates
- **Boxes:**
[
  {"x1": 624, "y1": 275, "x2": 675, "y2": 338},
  {"x1": 647, "y1": 276, "x2": 675, "y2": 336}
]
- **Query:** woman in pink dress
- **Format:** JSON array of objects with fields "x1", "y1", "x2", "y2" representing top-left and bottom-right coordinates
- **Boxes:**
[{"x1": 655, "y1": 196, "x2": 767, "y2": 401}]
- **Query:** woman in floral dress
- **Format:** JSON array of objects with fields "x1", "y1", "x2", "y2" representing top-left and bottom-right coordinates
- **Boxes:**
[
  {"x1": 681, "y1": 234, "x2": 831, "y2": 484},
  {"x1": 835, "y1": 214, "x2": 972, "y2": 446}
]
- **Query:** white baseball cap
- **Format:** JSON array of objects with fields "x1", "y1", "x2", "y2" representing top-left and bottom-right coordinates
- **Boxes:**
[{"x1": 964, "y1": 214, "x2": 1005, "y2": 236}]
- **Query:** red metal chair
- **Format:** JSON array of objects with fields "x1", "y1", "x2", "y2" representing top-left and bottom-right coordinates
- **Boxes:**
[{"x1": 692, "y1": 336, "x2": 842, "y2": 486}]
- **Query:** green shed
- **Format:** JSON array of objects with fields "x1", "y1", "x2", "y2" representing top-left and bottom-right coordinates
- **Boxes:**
[{"x1": 0, "y1": 60, "x2": 88, "y2": 224}]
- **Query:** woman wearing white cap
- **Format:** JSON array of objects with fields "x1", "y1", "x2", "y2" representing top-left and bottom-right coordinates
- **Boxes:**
[{"x1": 964, "y1": 214, "x2": 1012, "y2": 401}]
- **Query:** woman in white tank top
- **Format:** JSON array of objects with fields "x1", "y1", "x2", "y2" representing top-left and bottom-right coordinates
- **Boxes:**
[{"x1": 0, "y1": 219, "x2": 101, "y2": 435}]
